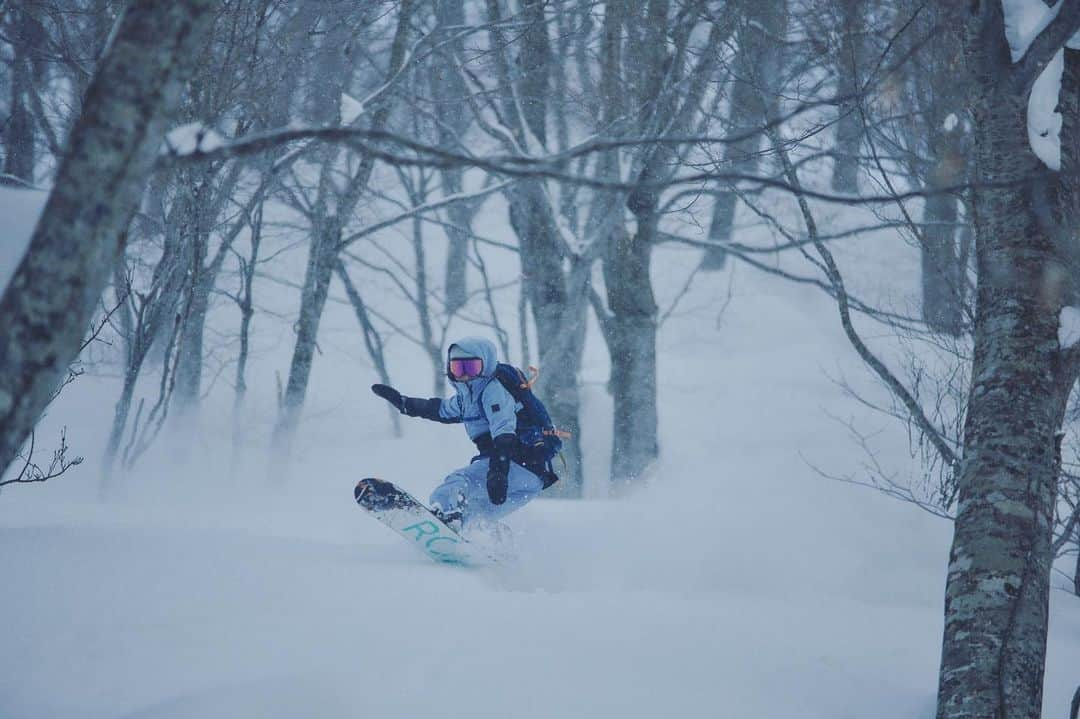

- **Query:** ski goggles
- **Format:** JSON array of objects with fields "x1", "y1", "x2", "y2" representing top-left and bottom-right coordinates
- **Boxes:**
[{"x1": 448, "y1": 357, "x2": 484, "y2": 381}]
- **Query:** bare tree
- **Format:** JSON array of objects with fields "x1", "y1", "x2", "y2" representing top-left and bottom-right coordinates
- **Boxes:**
[
  {"x1": 829, "y1": 0, "x2": 865, "y2": 194},
  {"x1": 270, "y1": 0, "x2": 416, "y2": 478},
  {"x1": 1, "y1": 4, "x2": 46, "y2": 182},
  {"x1": 0, "y1": 0, "x2": 216, "y2": 477},
  {"x1": 699, "y1": 0, "x2": 788, "y2": 270}
]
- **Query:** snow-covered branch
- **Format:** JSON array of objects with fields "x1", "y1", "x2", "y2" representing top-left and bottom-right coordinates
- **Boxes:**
[{"x1": 1012, "y1": 0, "x2": 1080, "y2": 95}]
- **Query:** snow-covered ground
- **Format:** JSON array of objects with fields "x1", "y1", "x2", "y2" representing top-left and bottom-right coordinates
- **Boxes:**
[{"x1": 2, "y1": 201, "x2": 1079, "y2": 718}]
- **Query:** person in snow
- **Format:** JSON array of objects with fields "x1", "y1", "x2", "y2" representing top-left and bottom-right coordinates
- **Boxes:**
[{"x1": 370, "y1": 336, "x2": 555, "y2": 531}]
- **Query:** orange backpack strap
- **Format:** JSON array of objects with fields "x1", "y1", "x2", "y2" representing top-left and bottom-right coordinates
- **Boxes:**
[{"x1": 516, "y1": 365, "x2": 540, "y2": 390}]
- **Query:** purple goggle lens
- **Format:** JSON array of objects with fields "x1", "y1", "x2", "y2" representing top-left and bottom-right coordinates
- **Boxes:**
[{"x1": 449, "y1": 357, "x2": 484, "y2": 380}]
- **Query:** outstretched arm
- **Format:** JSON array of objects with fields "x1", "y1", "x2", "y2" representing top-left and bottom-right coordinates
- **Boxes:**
[{"x1": 371, "y1": 384, "x2": 461, "y2": 424}]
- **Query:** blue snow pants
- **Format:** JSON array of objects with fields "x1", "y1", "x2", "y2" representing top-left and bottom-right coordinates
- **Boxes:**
[{"x1": 429, "y1": 458, "x2": 543, "y2": 526}]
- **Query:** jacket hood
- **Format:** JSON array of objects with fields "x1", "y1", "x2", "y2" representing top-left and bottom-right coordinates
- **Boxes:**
[{"x1": 447, "y1": 336, "x2": 498, "y2": 379}]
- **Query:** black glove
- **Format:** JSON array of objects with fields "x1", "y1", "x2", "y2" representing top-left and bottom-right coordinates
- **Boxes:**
[
  {"x1": 486, "y1": 434, "x2": 517, "y2": 505},
  {"x1": 371, "y1": 384, "x2": 404, "y2": 412}
]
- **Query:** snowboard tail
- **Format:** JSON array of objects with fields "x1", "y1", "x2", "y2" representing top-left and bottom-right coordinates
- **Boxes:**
[{"x1": 354, "y1": 477, "x2": 479, "y2": 564}]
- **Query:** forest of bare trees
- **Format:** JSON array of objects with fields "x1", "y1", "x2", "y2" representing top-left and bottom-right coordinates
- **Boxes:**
[{"x1": 4, "y1": 0, "x2": 1080, "y2": 716}]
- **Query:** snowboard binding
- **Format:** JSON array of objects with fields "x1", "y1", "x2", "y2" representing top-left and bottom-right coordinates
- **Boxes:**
[{"x1": 354, "y1": 477, "x2": 411, "y2": 512}]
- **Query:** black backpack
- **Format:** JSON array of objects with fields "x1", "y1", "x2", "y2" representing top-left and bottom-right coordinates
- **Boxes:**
[{"x1": 493, "y1": 363, "x2": 565, "y2": 481}]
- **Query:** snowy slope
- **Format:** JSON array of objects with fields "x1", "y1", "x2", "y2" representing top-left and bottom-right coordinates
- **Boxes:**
[
  {"x1": 0, "y1": 186, "x2": 48, "y2": 294},
  {"x1": 2, "y1": 207, "x2": 1080, "y2": 718}
]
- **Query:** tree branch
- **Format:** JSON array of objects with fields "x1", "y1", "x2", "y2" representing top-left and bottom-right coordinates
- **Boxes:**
[
  {"x1": 1014, "y1": 0, "x2": 1080, "y2": 96},
  {"x1": 769, "y1": 127, "x2": 961, "y2": 470}
]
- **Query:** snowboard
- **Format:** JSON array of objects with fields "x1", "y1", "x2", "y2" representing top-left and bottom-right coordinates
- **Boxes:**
[{"x1": 353, "y1": 477, "x2": 484, "y2": 565}]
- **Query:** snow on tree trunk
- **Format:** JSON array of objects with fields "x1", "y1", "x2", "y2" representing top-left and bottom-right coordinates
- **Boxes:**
[
  {"x1": 936, "y1": 6, "x2": 1080, "y2": 717},
  {"x1": 0, "y1": 0, "x2": 215, "y2": 475}
]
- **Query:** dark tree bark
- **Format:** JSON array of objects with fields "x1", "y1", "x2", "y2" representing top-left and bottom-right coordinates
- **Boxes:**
[
  {"x1": 3, "y1": 7, "x2": 45, "y2": 182},
  {"x1": 170, "y1": 161, "x2": 249, "y2": 420},
  {"x1": 830, "y1": 0, "x2": 864, "y2": 194},
  {"x1": 604, "y1": 0, "x2": 668, "y2": 485},
  {"x1": 0, "y1": 0, "x2": 216, "y2": 476},
  {"x1": 486, "y1": 0, "x2": 588, "y2": 496},
  {"x1": 935, "y1": 5, "x2": 1080, "y2": 718},
  {"x1": 919, "y1": 8, "x2": 968, "y2": 336},
  {"x1": 432, "y1": 0, "x2": 472, "y2": 315},
  {"x1": 271, "y1": 219, "x2": 342, "y2": 464},
  {"x1": 599, "y1": 0, "x2": 724, "y2": 487},
  {"x1": 270, "y1": 0, "x2": 415, "y2": 477},
  {"x1": 230, "y1": 198, "x2": 264, "y2": 470},
  {"x1": 699, "y1": 0, "x2": 787, "y2": 270}
]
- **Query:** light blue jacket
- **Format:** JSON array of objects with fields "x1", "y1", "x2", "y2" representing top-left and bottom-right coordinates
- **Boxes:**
[{"x1": 438, "y1": 337, "x2": 519, "y2": 442}]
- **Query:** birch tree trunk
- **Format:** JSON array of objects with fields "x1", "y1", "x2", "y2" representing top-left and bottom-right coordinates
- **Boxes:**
[
  {"x1": 0, "y1": 0, "x2": 215, "y2": 475},
  {"x1": 936, "y1": 6, "x2": 1080, "y2": 717}
]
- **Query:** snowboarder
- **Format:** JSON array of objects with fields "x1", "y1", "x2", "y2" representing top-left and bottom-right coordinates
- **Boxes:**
[{"x1": 371, "y1": 336, "x2": 560, "y2": 532}]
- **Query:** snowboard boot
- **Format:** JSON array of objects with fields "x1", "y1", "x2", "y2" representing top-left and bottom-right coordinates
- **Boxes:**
[
  {"x1": 431, "y1": 488, "x2": 466, "y2": 532},
  {"x1": 432, "y1": 504, "x2": 463, "y2": 532}
]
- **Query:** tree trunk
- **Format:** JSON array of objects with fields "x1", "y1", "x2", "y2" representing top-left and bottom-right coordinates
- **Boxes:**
[
  {"x1": 432, "y1": 0, "x2": 471, "y2": 315},
  {"x1": 231, "y1": 205, "x2": 262, "y2": 470},
  {"x1": 699, "y1": 0, "x2": 787, "y2": 270},
  {"x1": 509, "y1": 180, "x2": 586, "y2": 497},
  {"x1": 921, "y1": 186, "x2": 963, "y2": 335},
  {"x1": 269, "y1": 0, "x2": 414, "y2": 479},
  {"x1": 831, "y1": 0, "x2": 863, "y2": 193},
  {"x1": 488, "y1": 0, "x2": 587, "y2": 496},
  {"x1": 171, "y1": 163, "x2": 247, "y2": 419},
  {"x1": 440, "y1": 168, "x2": 472, "y2": 316},
  {"x1": 4, "y1": 8, "x2": 37, "y2": 182},
  {"x1": 542, "y1": 256, "x2": 589, "y2": 498},
  {"x1": 102, "y1": 367, "x2": 138, "y2": 481},
  {"x1": 3, "y1": 7, "x2": 47, "y2": 182},
  {"x1": 920, "y1": 11, "x2": 967, "y2": 336},
  {"x1": 171, "y1": 232, "x2": 210, "y2": 420},
  {"x1": 1075, "y1": 522, "x2": 1080, "y2": 597},
  {"x1": 0, "y1": 0, "x2": 215, "y2": 475},
  {"x1": 936, "y1": 10, "x2": 1080, "y2": 718},
  {"x1": 604, "y1": 218, "x2": 658, "y2": 487},
  {"x1": 270, "y1": 224, "x2": 339, "y2": 472},
  {"x1": 600, "y1": 0, "x2": 669, "y2": 487}
]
